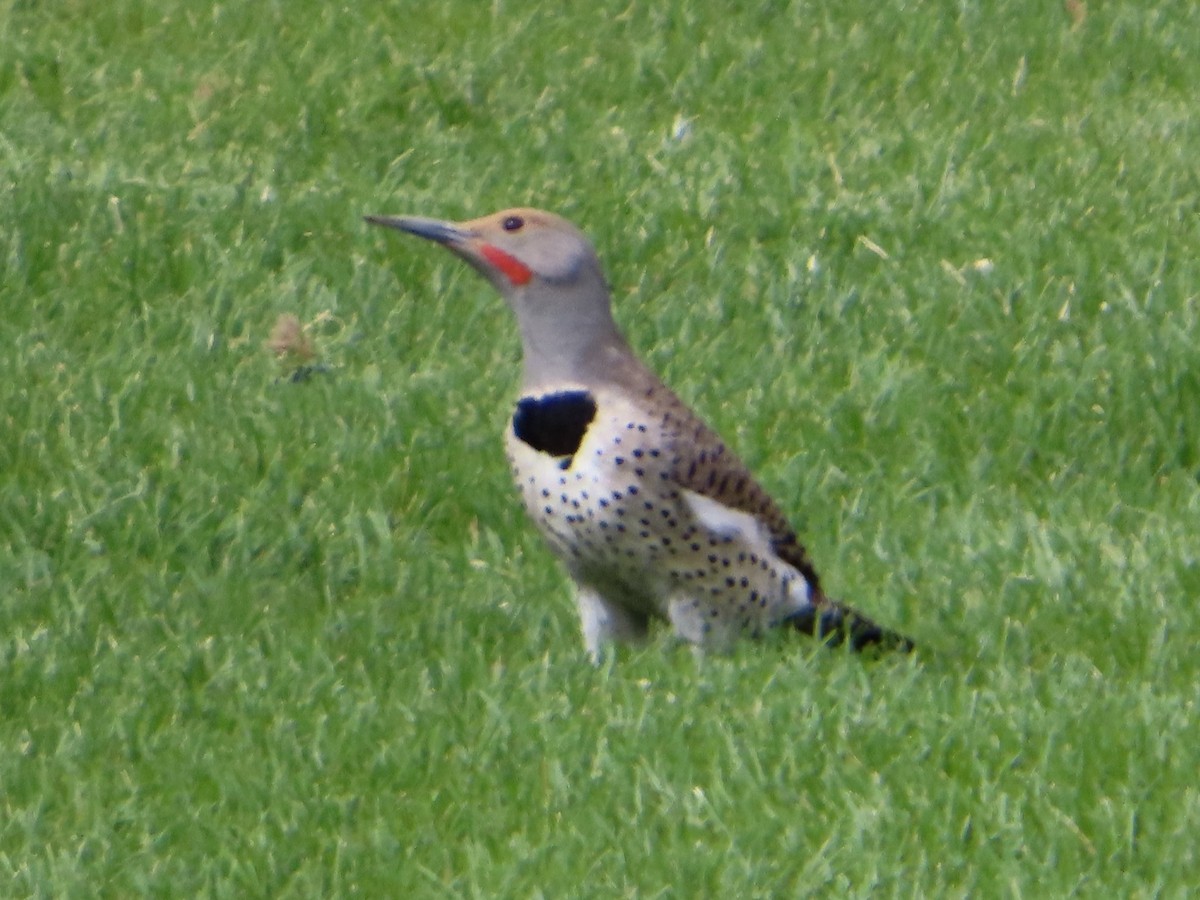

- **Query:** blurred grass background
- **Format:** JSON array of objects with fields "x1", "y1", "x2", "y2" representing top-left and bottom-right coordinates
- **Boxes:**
[{"x1": 2, "y1": 0, "x2": 1199, "y2": 895}]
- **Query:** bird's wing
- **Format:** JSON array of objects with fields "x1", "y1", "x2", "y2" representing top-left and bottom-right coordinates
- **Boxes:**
[{"x1": 628, "y1": 377, "x2": 825, "y2": 596}]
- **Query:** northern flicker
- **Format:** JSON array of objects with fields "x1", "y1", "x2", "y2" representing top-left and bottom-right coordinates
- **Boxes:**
[{"x1": 366, "y1": 208, "x2": 913, "y2": 659}]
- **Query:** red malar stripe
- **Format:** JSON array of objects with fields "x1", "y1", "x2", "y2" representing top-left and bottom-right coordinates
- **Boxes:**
[{"x1": 480, "y1": 244, "x2": 533, "y2": 286}]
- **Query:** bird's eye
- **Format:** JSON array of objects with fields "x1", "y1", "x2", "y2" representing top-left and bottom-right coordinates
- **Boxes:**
[{"x1": 502, "y1": 215, "x2": 525, "y2": 232}]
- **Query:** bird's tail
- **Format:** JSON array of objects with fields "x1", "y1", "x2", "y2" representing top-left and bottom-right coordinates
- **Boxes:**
[{"x1": 785, "y1": 599, "x2": 914, "y2": 653}]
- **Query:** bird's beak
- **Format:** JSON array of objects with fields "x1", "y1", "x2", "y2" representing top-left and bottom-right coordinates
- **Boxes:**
[
  {"x1": 364, "y1": 214, "x2": 472, "y2": 246},
  {"x1": 366, "y1": 212, "x2": 533, "y2": 289}
]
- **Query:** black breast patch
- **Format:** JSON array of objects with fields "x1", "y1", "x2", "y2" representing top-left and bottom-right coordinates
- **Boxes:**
[{"x1": 512, "y1": 390, "x2": 597, "y2": 462}]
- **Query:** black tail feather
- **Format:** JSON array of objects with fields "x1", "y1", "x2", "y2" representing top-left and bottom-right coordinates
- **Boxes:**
[{"x1": 785, "y1": 601, "x2": 914, "y2": 653}]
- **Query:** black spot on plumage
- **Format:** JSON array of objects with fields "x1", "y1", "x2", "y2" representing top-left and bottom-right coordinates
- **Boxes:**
[{"x1": 512, "y1": 391, "x2": 597, "y2": 460}]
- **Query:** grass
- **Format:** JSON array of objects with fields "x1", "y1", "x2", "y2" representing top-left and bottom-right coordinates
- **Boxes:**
[{"x1": 3, "y1": 0, "x2": 1200, "y2": 894}]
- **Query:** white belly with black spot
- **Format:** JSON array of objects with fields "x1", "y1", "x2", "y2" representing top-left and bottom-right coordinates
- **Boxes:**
[{"x1": 505, "y1": 389, "x2": 811, "y2": 636}]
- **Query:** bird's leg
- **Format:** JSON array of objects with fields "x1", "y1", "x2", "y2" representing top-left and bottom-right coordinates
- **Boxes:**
[
  {"x1": 666, "y1": 595, "x2": 740, "y2": 654},
  {"x1": 576, "y1": 585, "x2": 649, "y2": 662}
]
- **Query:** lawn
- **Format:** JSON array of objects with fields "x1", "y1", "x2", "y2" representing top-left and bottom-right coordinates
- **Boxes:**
[{"x1": 2, "y1": 0, "x2": 1199, "y2": 895}]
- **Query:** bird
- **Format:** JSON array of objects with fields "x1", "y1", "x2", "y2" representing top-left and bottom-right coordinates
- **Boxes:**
[{"x1": 366, "y1": 207, "x2": 914, "y2": 660}]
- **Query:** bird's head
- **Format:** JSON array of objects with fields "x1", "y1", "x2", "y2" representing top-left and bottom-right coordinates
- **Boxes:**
[
  {"x1": 367, "y1": 207, "x2": 630, "y2": 390},
  {"x1": 365, "y1": 207, "x2": 602, "y2": 296}
]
